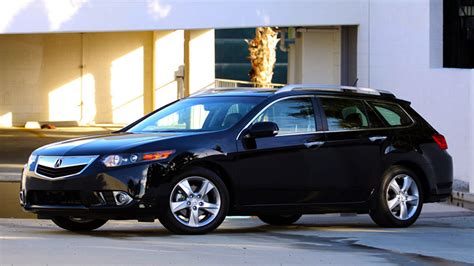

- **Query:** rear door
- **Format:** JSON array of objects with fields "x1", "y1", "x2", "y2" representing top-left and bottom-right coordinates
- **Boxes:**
[{"x1": 307, "y1": 96, "x2": 387, "y2": 203}]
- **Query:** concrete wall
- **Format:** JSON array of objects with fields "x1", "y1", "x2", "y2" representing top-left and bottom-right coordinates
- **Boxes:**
[
  {"x1": 289, "y1": 28, "x2": 341, "y2": 84},
  {"x1": 285, "y1": 0, "x2": 473, "y2": 190},
  {"x1": 0, "y1": 32, "x2": 154, "y2": 126},
  {"x1": 366, "y1": 0, "x2": 473, "y2": 190}
]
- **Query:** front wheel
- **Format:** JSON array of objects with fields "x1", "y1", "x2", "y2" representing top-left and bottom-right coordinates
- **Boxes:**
[
  {"x1": 51, "y1": 217, "x2": 107, "y2": 232},
  {"x1": 158, "y1": 167, "x2": 229, "y2": 234},
  {"x1": 370, "y1": 166, "x2": 423, "y2": 227},
  {"x1": 258, "y1": 214, "x2": 302, "y2": 225}
]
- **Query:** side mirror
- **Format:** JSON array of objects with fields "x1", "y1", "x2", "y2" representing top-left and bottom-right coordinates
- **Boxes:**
[{"x1": 246, "y1": 122, "x2": 279, "y2": 138}]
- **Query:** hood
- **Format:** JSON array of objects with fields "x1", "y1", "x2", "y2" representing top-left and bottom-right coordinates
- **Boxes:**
[{"x1": 34, "y1": 132, "x2": 189, "y2": 156}]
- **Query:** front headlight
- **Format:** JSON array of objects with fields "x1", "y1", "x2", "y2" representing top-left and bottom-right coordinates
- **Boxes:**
[
  {"x1": 102, "y1": 150, "x2": 175, "y2": 168},
  {"x1": 27, "y1": 154, "x2": 37, "y2": 167}
]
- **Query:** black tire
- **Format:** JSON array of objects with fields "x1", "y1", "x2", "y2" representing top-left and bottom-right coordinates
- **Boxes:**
[
  {"x1": 51, "y1": 217, "x2": 107, "y2": 232},
  {"x1": 258, "y1": 214, "x2": 302, "y2": 225},
  {"x1": 158, "y1": 167, "x2": 229, "y2": 234},
  {"x1": 369, "y1": 166, "x2": 424, "y2": 227}
]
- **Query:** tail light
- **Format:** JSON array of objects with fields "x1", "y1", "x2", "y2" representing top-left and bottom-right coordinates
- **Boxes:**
[{"x1": 432, "y1": 134, "x2": 448, "y2": 150}]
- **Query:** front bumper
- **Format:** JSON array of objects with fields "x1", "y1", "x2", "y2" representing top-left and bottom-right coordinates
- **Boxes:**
[{"x1": 21, "y1": 159, "x2": 169, "y2": 219}]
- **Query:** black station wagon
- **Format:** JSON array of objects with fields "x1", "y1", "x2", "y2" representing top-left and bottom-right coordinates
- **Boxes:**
[{"x1": 20, "y1": 84, "x2": 453, "y2": 234}]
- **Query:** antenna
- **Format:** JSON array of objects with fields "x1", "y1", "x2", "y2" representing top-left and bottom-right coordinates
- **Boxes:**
[{"x1": 352, "y1": 78, "x2": 359, "y2": 87}]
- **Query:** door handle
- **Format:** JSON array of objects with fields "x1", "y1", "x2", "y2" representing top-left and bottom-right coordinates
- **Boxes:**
[
  {"x1": 304, "y1": 141, "x2": 325, "y2": 148},
  {"x1": 369, "y1": 136, "x2": 387, "y2": 142}
]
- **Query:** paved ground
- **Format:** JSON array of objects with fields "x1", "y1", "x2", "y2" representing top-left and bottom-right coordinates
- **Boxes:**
[{"x1": 1, "y1": 203, "x2": 473, "y2": 265}]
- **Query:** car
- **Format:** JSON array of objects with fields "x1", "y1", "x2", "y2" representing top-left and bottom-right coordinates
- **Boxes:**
[{"x1": 20, "y1": 84, "x2": 453, "y2": 234}]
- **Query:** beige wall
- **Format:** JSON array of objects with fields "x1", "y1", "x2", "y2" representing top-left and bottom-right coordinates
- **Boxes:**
[
  {"x1": 0, "y1": 29, "x2": 216, "y2": 127},
  {"x1": 288, "y1": 28, "x2": 341, "y2": 85},
  {"x1": 185, "y1": 30, "x2": 215, "y2": 95},
  {"x1": 153, "y1": 30, "x2": 185, "y2": 109},
  {"x1": 0, "y1": 32, "x2": 153, "y2": 126}
]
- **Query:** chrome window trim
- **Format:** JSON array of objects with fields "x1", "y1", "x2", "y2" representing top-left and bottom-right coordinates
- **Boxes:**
[
  {"x1": 34, "y1": 155, "x2": 99, "y2": 180},
  {"x1": 237, "y1": 95, "x2": 416, "y2": 140},
  {"x1": 236, "y1": 95, "x2": 316, "y2": 140}
]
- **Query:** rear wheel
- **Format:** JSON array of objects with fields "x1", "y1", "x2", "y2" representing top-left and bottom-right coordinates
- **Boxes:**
[
  {"x1": 258, "y1": 214, "x2": 302, "y2": 225},
  {"x1": 370, "y1": 166, "x2": 423, "y2": 227},
  {"x1": 158, "y1": 167, "x2": 229, "y2": 234},
  {"x1": 51, "y1": 217, "x2": 107, "y2": 232}
]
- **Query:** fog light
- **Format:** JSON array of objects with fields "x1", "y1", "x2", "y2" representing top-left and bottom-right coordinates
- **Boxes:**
[
  {"x1": 112, "y1": 191, "x2": 132, "y2": 206},
  {"x1": 19, "y1": 190, "x2": 25, "y2": 205}
]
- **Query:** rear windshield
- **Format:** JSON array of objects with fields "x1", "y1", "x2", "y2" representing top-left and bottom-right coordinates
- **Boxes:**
[
  {"x1": 369, "y1": 101, "x2": 413, "y2": 127},
  {"x1": 128, "y1": 96, "x2": 263, "y2": 133}
]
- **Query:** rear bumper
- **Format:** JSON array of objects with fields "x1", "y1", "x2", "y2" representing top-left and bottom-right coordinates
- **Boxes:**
[{"x1": 422, "y1": 148, "x2": 453, "y2": 202}]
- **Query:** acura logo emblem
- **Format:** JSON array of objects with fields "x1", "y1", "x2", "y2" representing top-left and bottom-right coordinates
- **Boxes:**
[{"x1": 54, "y1": 159, "x2": 63, "y2": 168}]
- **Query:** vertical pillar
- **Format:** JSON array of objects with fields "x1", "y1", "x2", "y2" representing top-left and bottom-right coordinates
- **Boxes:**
[
  {"x1": 470, "y1": 72, "x2": 474, "y2": 193},
  {"x1": 184, "y1": 29, "x2": 215, "y2": 96},
  {"x1": 152, "y1": 30, "x2": 185, "y2": 109}
]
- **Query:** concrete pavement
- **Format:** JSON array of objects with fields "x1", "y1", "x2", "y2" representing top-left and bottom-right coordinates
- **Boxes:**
[{"x1": 1, "y1": 203, "x2": 473, "y2": 265}]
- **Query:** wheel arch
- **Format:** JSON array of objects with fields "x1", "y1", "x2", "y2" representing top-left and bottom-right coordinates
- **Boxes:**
[
  {"x1": 390, "y1": 161, "x2": 430, "y2": 202},
  {"x1": 185, "y1": 160, "x2": 236, "y2": 208}
]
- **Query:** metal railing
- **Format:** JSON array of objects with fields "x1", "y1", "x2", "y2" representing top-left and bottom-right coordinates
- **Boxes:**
[{"x1": 213, "y1": 78, "x2": 285, "y2": 88}]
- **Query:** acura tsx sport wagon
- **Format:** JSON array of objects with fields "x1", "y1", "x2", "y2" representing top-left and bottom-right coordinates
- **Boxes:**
[{"x1": 20, "y1": 84, "x2": 453, "y2": 234}]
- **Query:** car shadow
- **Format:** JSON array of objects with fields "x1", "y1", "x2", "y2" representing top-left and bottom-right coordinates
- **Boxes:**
[{"x1": 29, "y1": 220, "x2": 412, "y2": 239}]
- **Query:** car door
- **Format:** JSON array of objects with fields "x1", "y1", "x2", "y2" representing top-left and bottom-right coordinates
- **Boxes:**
[
  {"x1": 307, "y1": 96, "x2": 387, "y2": 203},
  {"x1": 234, "y1": 96, "x2": 325, "y2": 206}
]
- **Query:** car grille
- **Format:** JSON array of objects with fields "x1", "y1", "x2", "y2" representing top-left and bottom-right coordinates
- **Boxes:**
[
  {"x1": 36, "y1": 164, "x2": 87, "y2": 178},
  {"x1": 34, "y1": 155, "x2": 98, "y2": 178}
]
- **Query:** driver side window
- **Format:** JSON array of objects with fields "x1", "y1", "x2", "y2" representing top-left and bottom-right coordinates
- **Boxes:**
[{"x1": 254, "y1": 97, "x2": 316, "y2": 136}]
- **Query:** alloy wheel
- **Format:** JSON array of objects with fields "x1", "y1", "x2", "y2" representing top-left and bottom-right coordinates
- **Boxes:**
[
  {"x1": 169, "y1": 176, "x2": 221, "y2": 228},
  {"x1": 386, "y1": 174, "x2": 420, "y2": 220}
]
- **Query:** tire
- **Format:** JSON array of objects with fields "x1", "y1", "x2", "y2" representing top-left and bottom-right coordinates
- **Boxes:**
[
  {"x1": 158, "y1": 167, "x2": 229, "y2": 234},
  {"x1": 258, "y1": 214, "x2": 302, "y2": 225},
  {"x1": 51, "y1": 217, "x2": 107, "y2": 232},
  {"x1": 369, "y1": 166, "x2": 424, "y2": 227}
]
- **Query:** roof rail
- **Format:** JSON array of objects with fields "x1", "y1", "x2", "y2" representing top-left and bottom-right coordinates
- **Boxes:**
[
  {"x1": 276, "y1": 84, "x2": 394, "y2": 97},
  {"x1": 190, "y1": 86, "x2": 277, "y2": 97}
]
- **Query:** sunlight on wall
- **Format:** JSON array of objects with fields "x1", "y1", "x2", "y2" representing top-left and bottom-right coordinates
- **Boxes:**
[
  {"x1": 110, "y1": 47, "x2": 145, "y2": 124},
  {"x1": 80, "y1": 73, "x2": 96, "y2": 125},
  {"x1": 0, "y1": 112, "x2": 13, "y2": 127},
  {"x1": 42, "y1": 0, "x2": 89, "y2": 30},
  {"x1": 48, "y1": 77, "x2": 81, "y2": 121},
  {"x1": 186, "y1": 30, "x2": 215, "y2": 95},
  {"x1": 154, "y1": 30, "x2": 184, "y2": 109},
  {"x1": 0, "y1": 0, "x2": 34, "y2": 32}
]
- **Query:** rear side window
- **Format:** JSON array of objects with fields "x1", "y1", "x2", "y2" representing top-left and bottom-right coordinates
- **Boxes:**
[
  {"x1": 370, "y1": 102, "x2": 412, "y2": 127},
  {"x1": 319, "y1": 98, "x2": 371, "y2": 131}
]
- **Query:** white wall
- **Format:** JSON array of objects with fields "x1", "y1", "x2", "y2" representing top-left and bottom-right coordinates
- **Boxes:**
[
  {"x1": 0, "y1": 0, "x2": 365, "y2": 33},
  {"x1": 366, "y1": 0, "x2": 473, "y2": 189}
]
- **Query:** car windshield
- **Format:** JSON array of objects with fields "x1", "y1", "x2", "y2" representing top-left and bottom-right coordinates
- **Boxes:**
[{"x1": 128, "y1": 96, "x2": 263, "y2": 133}]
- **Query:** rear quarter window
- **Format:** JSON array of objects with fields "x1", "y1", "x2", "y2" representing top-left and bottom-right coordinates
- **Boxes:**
[{"x1": 370, "y1": 102, "x2": 413, "y2": 127}]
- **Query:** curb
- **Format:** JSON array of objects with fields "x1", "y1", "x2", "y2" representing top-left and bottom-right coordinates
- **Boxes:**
[
  {"x1": 0, "y1": 174, "x2": 21, "y2": 182},
  {"x1": 452, "y1": 190, "x2": 474, "y2": 203}
]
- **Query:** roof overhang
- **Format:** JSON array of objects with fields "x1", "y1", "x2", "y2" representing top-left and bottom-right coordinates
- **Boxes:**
[{"x1": 1, "y1": 0, "x2": 364, "y2": 34}]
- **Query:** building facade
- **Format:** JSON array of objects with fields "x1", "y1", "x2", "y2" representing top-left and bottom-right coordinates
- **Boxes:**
[{"x1": 0, "y1": 0, "x2": 473, "y2": 191}]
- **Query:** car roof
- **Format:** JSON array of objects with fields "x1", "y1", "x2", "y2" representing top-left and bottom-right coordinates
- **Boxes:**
[{"x1": 191, "y1": 84, "x2": 397, "y2": 100}]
